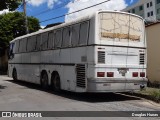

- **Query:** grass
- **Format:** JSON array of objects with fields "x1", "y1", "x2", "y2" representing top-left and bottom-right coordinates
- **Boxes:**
[{"x1": 136, "y1": 87, "x2": 160, "y2": 103}]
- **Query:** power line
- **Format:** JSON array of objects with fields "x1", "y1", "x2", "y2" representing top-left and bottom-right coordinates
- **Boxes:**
[
  {"x1": 17, "y1": 0, "x2": 30, "y2": 10},
  {"x1": 32, "y1": 0, "x2": 71, "y2": 17},
  {"x1": 40, "y1": 0, "x2": 111, "y2": 23},
  {"x1": 17, "y1": 4, "x2": 23, "y2": 10}
]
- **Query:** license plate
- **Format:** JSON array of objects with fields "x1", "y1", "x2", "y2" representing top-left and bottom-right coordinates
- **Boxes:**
[{"x1": 118, "y1": 68, "x2": 129, "y2": 76}]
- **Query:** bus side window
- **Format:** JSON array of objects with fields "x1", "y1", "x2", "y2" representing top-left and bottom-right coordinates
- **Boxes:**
[
  {"x1": 19, "y1": 39, "x2": 22, "y2": 53},
  {"x1": 19, "y1": 39, "x2": 23, "y2": 53},
  {"x1": 41, "y1": 32, "x2": 48, "y2": 50},
  {"x1": 79, "y1": 21, "x2": 89, "y2": 45},
  {"x1": 27, "y1": 37, "x2": 31, "y2": 52},
  {"x1": 33, "y1": 36, "x2": 37, "y2": 51},
  {"x1": 48, "y1": 31, "x2": 54, "y2": 49},
  {"x1": 15, "y1": 40, "x2": 19, "y2": 53},
  {"x1": 71, "y1": 24, "x2": 80, "y2": 47},
  {"x1": 27, "y1": 36, "x2": 37, "y2": 52},
  {"x1": 36, "y1": 34, "x2": 41, "y2": 51},
  {"x1": 19, "y1": 38, "x2": 27, "y2": 53},
  {"x1": 55, "y1": 29, "x2": 62, "y2": 48},
  {"x1": 62, "y1": 27, "x2": 71, "y2": 48}
]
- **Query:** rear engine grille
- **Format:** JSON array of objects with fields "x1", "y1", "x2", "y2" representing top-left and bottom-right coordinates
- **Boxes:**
[
  {"x1": 139, "y1": 53, "x2": 145, "y2": 65},
  {"x1": 76, "y1": 64, "x2": 86, "y2": 88},
  {"x1": 98, "y1": 51, "x2": 105, "y2": 64}
]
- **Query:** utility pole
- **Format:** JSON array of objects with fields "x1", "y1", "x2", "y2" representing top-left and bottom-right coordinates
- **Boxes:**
[{"x1": 23, "y1": 0, "x2": 29, "y2": 34}]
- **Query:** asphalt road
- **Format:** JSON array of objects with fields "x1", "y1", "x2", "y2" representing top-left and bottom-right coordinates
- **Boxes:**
[{"x1": 0, "y1": 75, "x2": 159, "y2": 120}]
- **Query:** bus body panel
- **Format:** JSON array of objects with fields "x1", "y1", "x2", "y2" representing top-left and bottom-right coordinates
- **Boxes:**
[{"x1": 8, "y1": 11, "x2": 147, "y2": 93}]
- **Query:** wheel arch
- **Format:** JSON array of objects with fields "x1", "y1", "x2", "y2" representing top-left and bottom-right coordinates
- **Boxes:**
[
  {"x1": 12, "y1": 67, "x2": 16, "y2": 76},
  {"x1": 12, "y1": 67, "x2": 17, "y2": 80},
  {"x1": 51, "y1": 71, "x2": 60, "y2": 85},
  {"x1": 40, "y1": 70, "x2": 48, "y2": 84}
]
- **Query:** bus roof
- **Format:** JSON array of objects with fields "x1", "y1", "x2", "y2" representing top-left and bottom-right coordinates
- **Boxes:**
[
  {"x1": 98, "y1": 10, "x2": 144, "y2": 20},
  {"x1": 10, "y1": 10, "x2": 144, "y2": 43}
]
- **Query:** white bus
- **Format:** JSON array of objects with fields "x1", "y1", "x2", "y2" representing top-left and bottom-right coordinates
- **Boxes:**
[{"x1": 8, "y1": 11, "x2": 147, "y2": 93}]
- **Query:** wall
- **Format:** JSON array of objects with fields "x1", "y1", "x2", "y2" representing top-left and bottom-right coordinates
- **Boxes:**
[
  {"x1": 156, "y1": 0, "x2": 160, "y2": 19},
  {"x1": 146, "y1": 22, "x2": 160, "y2": 85},
  {"x1": 122, "y1": 0, "x2": 159, "y2": 21},
  {"x1": 143, "y1": 0, "x2": 156, "y2": 21}
]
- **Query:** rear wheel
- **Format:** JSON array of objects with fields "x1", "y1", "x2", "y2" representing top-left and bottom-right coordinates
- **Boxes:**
[
  {"x1": 12, "y1": 69, "x2": 17, "y2": 81},
  {"x1": 52, "y1": 73, "x2": 61, "y2": 92},
  {"x1": 41, "y1": 72, "x2": 49, "y2": 89}
]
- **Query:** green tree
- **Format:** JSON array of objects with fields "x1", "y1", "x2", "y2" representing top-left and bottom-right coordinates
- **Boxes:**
[
  {"x1": 0, "y1": 0, "x2": 22, "y2": 11},
  {"x1": 0, "y1": 12, "x2": 40, "y2": 46}
]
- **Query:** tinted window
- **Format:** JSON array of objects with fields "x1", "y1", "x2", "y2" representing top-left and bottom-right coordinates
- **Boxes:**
[
  {"x1": 151, "y1": 11, "x2": 153, "y2": 16},
  {"x1": 15, "y1": 40, "x2": 19, "y2": 53},
  {"x1": 150, "y1": 2, "x2": 152, "y2": 6},
  {"x1": 36, "y1": 34, "x2": 41, "y2": 51},
  {"x1": 148, "y1": 12, "x2": 150, "y2": 17},
  {"x1": 79, "y1": 21, "x2": 89, "y2": 45},
  {"x1": 48, "y1": 32, "x2": 54, "y2": 49},
  {"x1": 41, "y1": 32, "x2": 48, "y2": 50},
  {"x1": 9, "y1": 43, "x2": 15, "y2": 52},
  {"x1": 147, "y1": 3, "x2": 149, "y2": 8},
  {"x1": 62, "y1": 27, "x2": 71, "y2": 47},
  {"x1": 9, "y1": 43, "x2": 15, "y2": 59},
  {"x1": 27, "y1": 36, "x2": 37, "y2": 52},
  {"x1": 19, "y1": 38, "x2": 27, "y2": 53},
  {"x1": 139, "y1": 6, "x2": 143, "y2": 11},
  {"x1": 55, "y1": 29, "x2": 62, "y2": 48},
  {"x1": 71, "y1": 24, "x2": 80, "y2": 46}
]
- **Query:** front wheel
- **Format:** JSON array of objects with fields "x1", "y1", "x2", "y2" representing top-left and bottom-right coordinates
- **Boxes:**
[{"x1": 12, "y1": 69, "x2": 17, "y2": 81}]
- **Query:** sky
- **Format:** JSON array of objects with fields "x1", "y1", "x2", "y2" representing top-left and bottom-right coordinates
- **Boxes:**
[{"x1": 1, "y1": 0, "x2": 139, "y2": 27}]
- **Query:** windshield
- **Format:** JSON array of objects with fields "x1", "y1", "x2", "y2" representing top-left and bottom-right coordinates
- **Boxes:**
[
  {"x1": 8, "y1": 42, "x2": 15, "y2": 59},
  {"x1": 99, "y1": 12, "x2": 144, "y2": 43}
]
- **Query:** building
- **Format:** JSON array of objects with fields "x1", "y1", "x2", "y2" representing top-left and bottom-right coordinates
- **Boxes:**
[
  {"x1": 123, "y1": 1, "x2": 160, "y2": 87},
  {"x1": 146, "y1": 21, "x2": 160, "y2": 86},
  {"x1": 123, "y1": 0, "x2": 160, "y2": 21}
]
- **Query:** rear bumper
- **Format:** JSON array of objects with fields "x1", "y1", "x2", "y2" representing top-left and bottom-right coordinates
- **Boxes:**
[{"x1": 87, "y1": 78, "x2": 148, "y2": 92}]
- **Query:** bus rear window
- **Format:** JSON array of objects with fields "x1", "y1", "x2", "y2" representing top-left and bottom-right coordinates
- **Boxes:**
[{"x1": 99, "y1": 12, "x2": 144, "y2": 42}]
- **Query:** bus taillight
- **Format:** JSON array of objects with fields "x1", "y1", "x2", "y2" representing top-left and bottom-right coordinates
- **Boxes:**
[
  {"x1": 132, "y1": 72, "x2": 138, "y2": 77},
  {"x1": 140, "y1": 72, "x2": 145, "y2": 77},
  {"x1": 107, "y1": 72, "x2": 114, "y2": 77},
  {"x1": 97, "y1": 72, "x2": 105, "y2": 77}
]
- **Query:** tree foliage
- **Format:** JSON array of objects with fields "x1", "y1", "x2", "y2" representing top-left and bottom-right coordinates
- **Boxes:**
[
  {"x1": 0, "y1": 0, "x2": 22, "y2": 11},
  {"x1": 0, "y1": 12, "x2": 40, "y2": 47}
]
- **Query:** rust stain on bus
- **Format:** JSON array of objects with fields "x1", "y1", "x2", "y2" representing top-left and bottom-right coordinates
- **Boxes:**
[{"x1": 101, "y1": 32, "x2": 140, "y2": 41}]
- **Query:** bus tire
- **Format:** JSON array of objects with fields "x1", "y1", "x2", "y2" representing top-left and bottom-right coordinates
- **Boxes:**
[
  {"x1": 41, "y1": 71, "x2": 49, "y2": 89},
  {"x1": 52, "y1": 73, "x2": 61, "y2": 92},
  {"x1": 12, "y1": 69, "x2": 17, "y2": 81}
]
